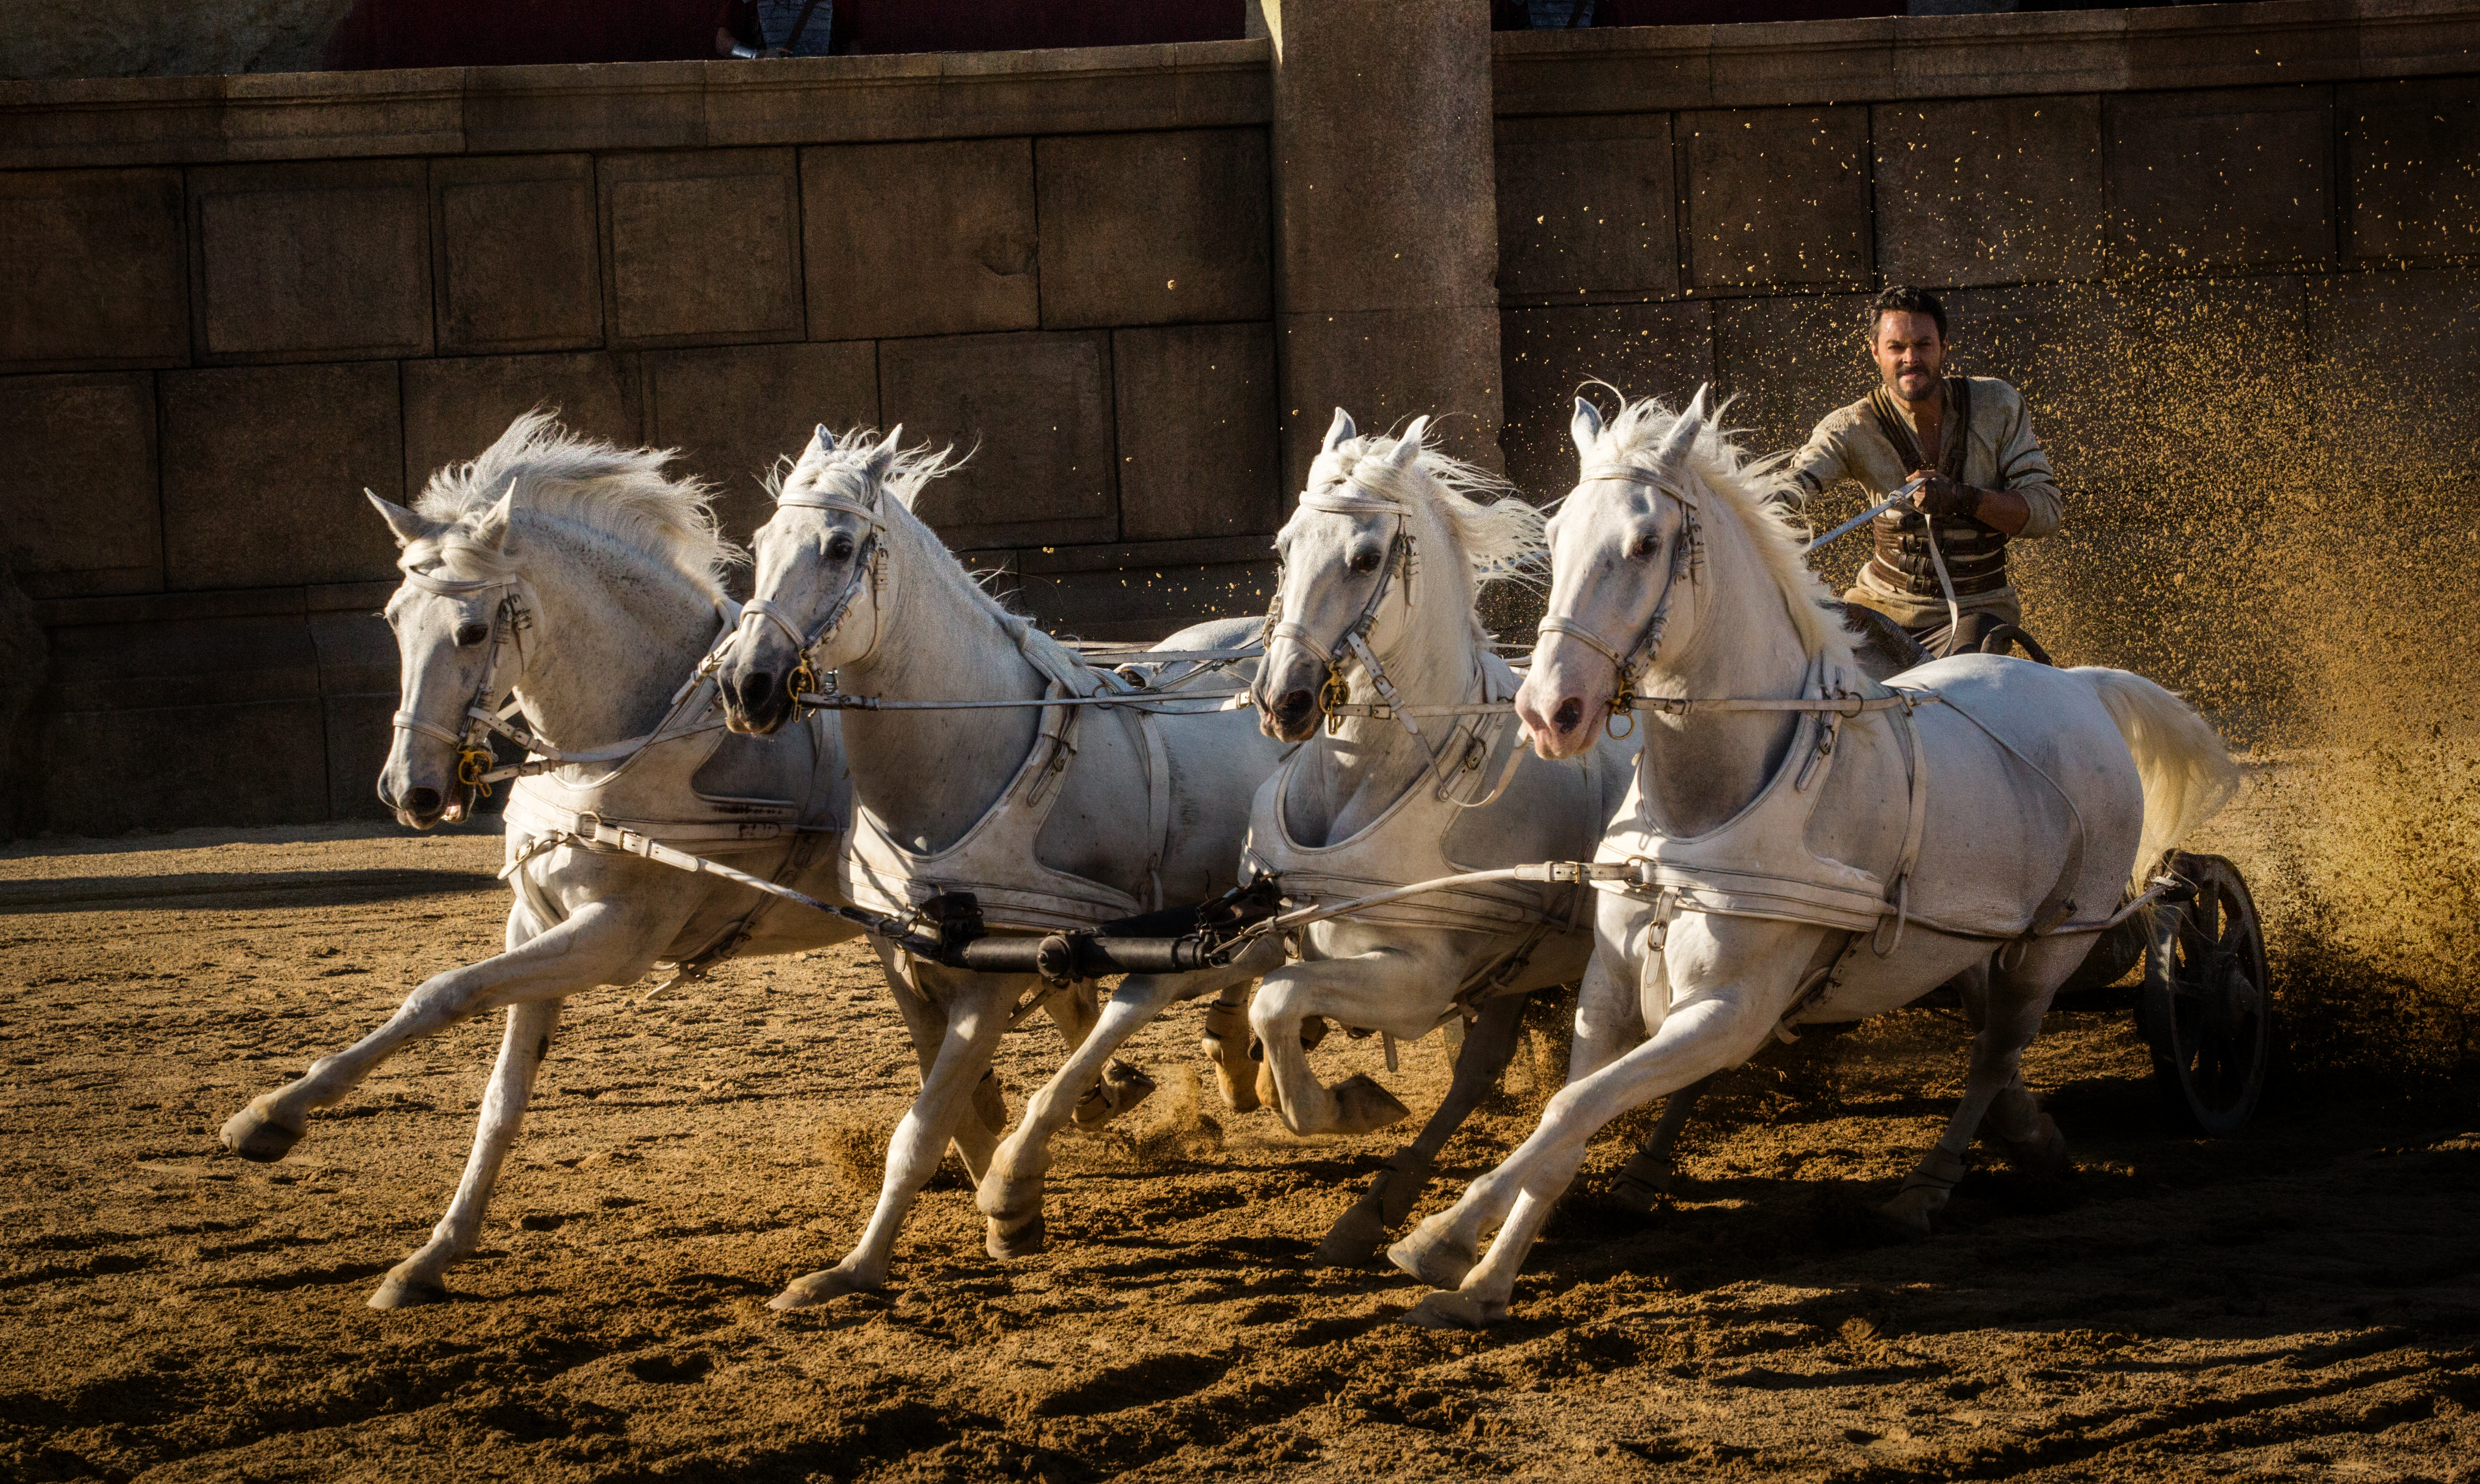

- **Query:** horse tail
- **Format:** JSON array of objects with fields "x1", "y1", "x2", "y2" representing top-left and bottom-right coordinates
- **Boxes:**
[{"x1": 2072, "y1": 667, "x2": 2242, "y2": 893}]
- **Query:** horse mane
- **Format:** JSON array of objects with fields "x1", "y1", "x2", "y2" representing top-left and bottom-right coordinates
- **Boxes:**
[
  {"x1": 414, "y1": 410, "x2": 738, "y2": 601},
  {"x1": 1308, "y1": 427, "x2": 1546, "y2": 589},
  {"x1": 1593, "y1": 390, "x2": 1859, "y2": 672},
  {"x1": 776, "y1": 427, "x2": 1024, "y2": 621}
]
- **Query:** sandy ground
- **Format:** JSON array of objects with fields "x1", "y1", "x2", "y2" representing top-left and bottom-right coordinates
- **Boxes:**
[{"x1": 2, "y1": 815, "x2": 2475, "y2": 1484}]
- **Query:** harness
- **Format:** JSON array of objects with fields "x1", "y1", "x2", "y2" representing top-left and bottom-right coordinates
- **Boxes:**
[
  {"x1": 1261, "y1": 472, "x2": 1522, "y2": 805},
  {"x1": 840, "y1": 613, "x2": 1175, "y2": 937},
  {"x1": 1535, "y1": 463, "x2": 1707, "y2": 740},
  {"x1": 729, "y1": 471, "x2": 893, "y2": 700}
]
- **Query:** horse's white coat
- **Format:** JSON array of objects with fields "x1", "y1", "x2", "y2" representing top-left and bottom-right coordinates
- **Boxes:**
[
  {"x1": 1389, "y1": 391, "x2": 2240, "y2": 1325},
  {"x1": 218, "y1": 415, "x2": 886, "y2": 1309},
  {"x1": 713, "y1": 428, "x2": 1290, "y2": 1297},
  {"x1": 976, "y1": 412, "x2": 1643, "y2": 1264}
]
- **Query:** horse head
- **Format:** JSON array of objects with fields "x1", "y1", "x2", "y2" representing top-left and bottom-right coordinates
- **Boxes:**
[
  {"x1": 1518, "y1": 388, "x2": 1711, "y2": 759},
  {"x1": 718, "y1": 425, "x2": 909, "y2": 736},
  {"x1": 371, "y1": 483, "x2": 520, "y2": 829}
]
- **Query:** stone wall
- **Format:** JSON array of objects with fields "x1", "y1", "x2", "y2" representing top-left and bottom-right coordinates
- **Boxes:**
[
  {"x1": 3, "y1": 3, "x2": 2477, "y2": 834},
  {"x1": 0, "y1": 46, "x2": 1278, "y2": 833}
]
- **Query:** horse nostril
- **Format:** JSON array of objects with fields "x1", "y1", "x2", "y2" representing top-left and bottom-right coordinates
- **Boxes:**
[
  {"x1": 1275, "y1": 688, "x2": 1314, "y2": 720},
  {"x1": 1552, "y1": 697, "x2": 1584, "y2": 732},
  {"x1": 402, "y1": 786, "x2": 441, "y2": 816}
]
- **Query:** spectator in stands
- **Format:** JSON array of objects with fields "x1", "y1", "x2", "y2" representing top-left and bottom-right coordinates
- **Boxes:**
[{"x1": 716, "y1": 0, "x2": 836, "y2": 56}]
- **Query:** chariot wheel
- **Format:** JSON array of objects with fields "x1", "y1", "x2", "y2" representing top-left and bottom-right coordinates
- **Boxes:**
[{"x1": 2139, "y1": 852, "x2": 2270, "y2": 1135}]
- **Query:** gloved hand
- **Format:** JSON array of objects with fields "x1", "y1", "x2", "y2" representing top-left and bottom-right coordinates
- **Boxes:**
[{"x1": 1909, "y1": 471, "x2": 1980, "y2": 520}]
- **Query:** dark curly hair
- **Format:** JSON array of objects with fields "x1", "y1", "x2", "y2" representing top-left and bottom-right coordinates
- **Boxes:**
[{"x1": 1868, "y1": 286, "x2": 1947, "y2": 341}]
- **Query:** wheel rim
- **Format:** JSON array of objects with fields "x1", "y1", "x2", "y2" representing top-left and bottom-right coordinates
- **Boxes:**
[{"x1": 2147, "y1": 855, "x2": 2270, "y2": 1133}]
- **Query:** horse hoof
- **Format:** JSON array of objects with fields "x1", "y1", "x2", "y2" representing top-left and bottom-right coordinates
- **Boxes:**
[
  {"x1": 220, "y1": 1103, "x2": 307, "y2": 1163},
  {"x1": 1313, "y1": 1197, "x2": 1390, "y2": 1269},
  {"x1": 1253, "y1": 1062, "x2": 1282, "y2": 1116},
  {"x1": 986, "y1": 1209, "x2": 1046, "y2": 1261},
  {"x1": 1398, "y1": 1291, "x2": 1496, "y2": 1330},
  {"x1": 1073, "y1": 1060, "x2": 1157, "y2": 1129},
  {"x1": 367, "y1": 1270, "x2": 450, "y2": 1309},
  {"x1": 1331, "y1": 1074, "x2": 1411, "y2": 1135},
  {"x1": 1878, "y1": 1186, "x2": 1945, "y2": 1238},
  {"x1": 2000, "y1": 1114, "x2": 2069, "y2": 1177},
  {"x1": 769, "y1": 1267, "x2": 874, "y2": 1311},
  {"x1": 1200, "y1": 1034, "x2": 1260, "y2": 1114},
  {"x1": 1387, "y1": 1226, "x2": 1476, "y2": 1290}
]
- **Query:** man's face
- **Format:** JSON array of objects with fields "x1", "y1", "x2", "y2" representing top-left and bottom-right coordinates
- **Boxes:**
[{"x1": 1871, "y1": 311, "x2": 1945, "y2": 403}]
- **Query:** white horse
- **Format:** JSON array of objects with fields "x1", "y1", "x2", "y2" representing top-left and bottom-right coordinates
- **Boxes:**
[
  {"x1": 1388, "y1": 390, "x2": 2240, "y2": 1326},
  {"x1": 217, "y1": 414, "x2": 896, "y2": 1309},
  {"x1": 976, "y1": 410, "x2": 1641, "y2": 1265},
  {"x1": 712, "y1": 427, "x2": 1289, "y2": 1300}
]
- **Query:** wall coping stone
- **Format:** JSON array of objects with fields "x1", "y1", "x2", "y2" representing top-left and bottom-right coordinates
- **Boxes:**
[
  {"x1": 32, "y1": 580, "x2": 395, "y2": 629},
  {"x1": 1493, "y1": 0, "x2": 2480, "y2": 115},
  {"x1": 0, "y1": 40, "x2": 1272, "y2": 171}
]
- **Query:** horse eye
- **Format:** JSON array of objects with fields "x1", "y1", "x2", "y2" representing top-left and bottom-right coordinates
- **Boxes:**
[
  {"x1": 1627, "y1": 533, "x2": 1660, "y2": 562},
  {"x1": 827, "y1": 533, "x2": 857, "y2": 561},
  {"x1": 453, "y1": 622, "x2": 490, "y2": 648},
  {"x1": 1348, "y1": 548, "x2": 1382, "y2": 573}
]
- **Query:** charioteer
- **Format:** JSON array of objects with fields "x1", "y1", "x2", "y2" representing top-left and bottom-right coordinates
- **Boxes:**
[{"x1": 1778, "y1": 286, "x2": 2064, "y2": 657}]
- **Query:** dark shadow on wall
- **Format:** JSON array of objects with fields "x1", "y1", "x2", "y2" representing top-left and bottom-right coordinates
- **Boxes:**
[{"x1": 0, "y1": 555, "x2": 45, "y2": 844}]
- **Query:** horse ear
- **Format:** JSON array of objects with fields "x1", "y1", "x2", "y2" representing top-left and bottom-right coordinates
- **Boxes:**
[
  {"x1": 1656, "y1": 390, "x2": 1705, "y2": 469},
  {"x1": 472, "y1": 480, "x2": 518, "y2": 551},
  {"x1": 876, "y1": 424, "x2": 903, "y2": 455},
  {"x1": 812, "y1": 423, "x2": 832, "y2": 450},
  {"x1": 366, "y1": 490, "x2": 429, "y2": 548},
  {"x1": 1569, "y1": 396, "x2": 1605, "y2": 460},
  {"x1": 1323, "y1": 408, "x2": 1356, "y2": 454},
  {"x1": 862, "y1": 424, "x2": 903, "y2": 485},
  {"x1": 1387, "y1": 416, "x2": 1429, "y2": 469}
]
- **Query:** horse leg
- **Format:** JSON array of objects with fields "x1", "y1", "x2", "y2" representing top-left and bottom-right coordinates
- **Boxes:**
[
  {"x1": 368, "y1": 998, "x2": 562, "y2": 1307},
  {"x1": 980, "y1": 942, "x2": 1280, "y2": 1260},
  {"x1": 1200, "y1": 980, "x2": 1260, "y2": 1112},
  {"x1": 1249, "y1": 955, "x2": 1428, "y2": 1136},
  {"x1": 1392, "y1": 980, "x2": 1780, "y2": 1326},
  {"x1": 1041, "y1": 982, "x2": 1156, "y2": 1131},
  {"x1": 1314, "y1": 993, "x2": 1527, "y2": 1267},
  {"x1": 874, "y1": 945, "x2": 1008, "y2": 1185},
  {"x1": 1883, "y1": 946, "x2": 2076, "y2": 1233},
  {"x1": 1606, "y1": 1075, "x2": 1715, "y2": 1213},
  {"x1": 220, "y1": 899, "x2": 670, "y2": 1161},
  {"x1": 772, "y1": 973, "x2": 1017, "y2": 1307}
]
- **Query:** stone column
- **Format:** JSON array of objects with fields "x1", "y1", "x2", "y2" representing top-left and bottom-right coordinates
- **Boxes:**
[{"x1": 1264, "y1": 0, "x2": 1503, "y2": 490}]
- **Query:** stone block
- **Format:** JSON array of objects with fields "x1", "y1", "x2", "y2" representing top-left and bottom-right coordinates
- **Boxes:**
[
  {"x1": 801, "y1": 138, "x2": 1039, "y2": 342},
  {"x1": 40, "y1": 607, "x2": 317, "y2": 713},
  {"x1": 2343, "y1": 80, "x2": 2480, "y2": 264},
  {"x1": 431, "y1": 154, "x2": 604, "y2": 355},
  {"x1": 876, "y1": 331, "x2": 1117, "y2": 550},
  {"x1": 161, "y1": 361, "x2": 403, "y2": 590},
  {"x1": 2105, "y1": 88, "x2": 2334, "y2": 275},
  {"x1": 0, "y1": 372, "x2": 161, "y2": 598},
  {"x1": 1014, "y1": 561, "x2": 1278, "y2": 644},
  {"x1": 599, "y1": 149, "x2": 802, "y2": 350},
  {"x1": 1035, "y1": 129, "x2": 1272, "y2": 329},
  {"x1": 1112, "y1": 322, "x2": 1280, "y2": 542},
  {"x1": 1678, "y1": 105, "x2": 1872, "y2": 292},
  {"x1": 186, "y1": 159, "x2": 432, "y2": 363},
  {"x1": 1499, "y1": 301, "x2": 1714, "y2": 503},
  {"x1": 0, "y1": 167, "x2": 189, "y2": 372},
  {"x1": 1710, "y1": 292, "x2": 1875, "y2": 456},
  {"x1": 1874, "y1": 95, "x2": 2105, "y2": 288},
  {"x1": 463, "y1": 62, "x2": 710, "y2": 156},
  {"x1": 1494, "y1": 114, "x2": 1678, "y2": 302},
  {"x1": 1277, "y1": 304, "x2": 1504, "y2": 497},
  {"x1": 402, "y1": 353, "x2": 642, "y2": 501},
  {"x1": 643, "y1": 340, "x2": 879, "y2": 548},
  {"x1": 37, "y1": 700, "x2": 329, "y2": 833},
  {"x1": 310, "y1": 602, "x2": 399, "y2": 698},
  {"x1": 322, "y1": 691, "x2": 399, "y2": 820}
]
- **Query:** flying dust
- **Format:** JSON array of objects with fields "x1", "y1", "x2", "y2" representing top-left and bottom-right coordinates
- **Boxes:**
[{"x1": 1501, "y1": 268, "x2": 2480, "y2": 1106}]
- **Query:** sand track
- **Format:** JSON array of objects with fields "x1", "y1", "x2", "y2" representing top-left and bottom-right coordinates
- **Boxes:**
[{"x1": 2, "y1": 822, "x2": 2474, "y2": 1482}]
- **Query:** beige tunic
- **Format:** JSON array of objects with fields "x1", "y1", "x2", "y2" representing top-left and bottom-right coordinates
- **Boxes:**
[{"x1": 1779, "y1": 375, "x2": 2063, "y2": 628}]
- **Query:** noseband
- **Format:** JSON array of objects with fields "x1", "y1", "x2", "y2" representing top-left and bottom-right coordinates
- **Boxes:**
[
  {"x1": 733, "y1": 477, "x2": 894, "y2": 698},
  {"x1": 1535, "y1": 463, "x2": 1705, "y2": 739}
]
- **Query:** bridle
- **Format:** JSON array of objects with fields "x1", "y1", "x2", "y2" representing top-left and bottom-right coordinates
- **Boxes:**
[
  {"x1": 1261, "y1": 478, "x2": 1422, "y2": 737},
  {"x1": 388, "y1": 541, "x2": 534, "y2": 815},
  {"x1": 1535, "y1": 462, "x2": 1706, "y2": 740},
  {"x1": 730, "y1": 472, "x2": 893, "y2": 700}
]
